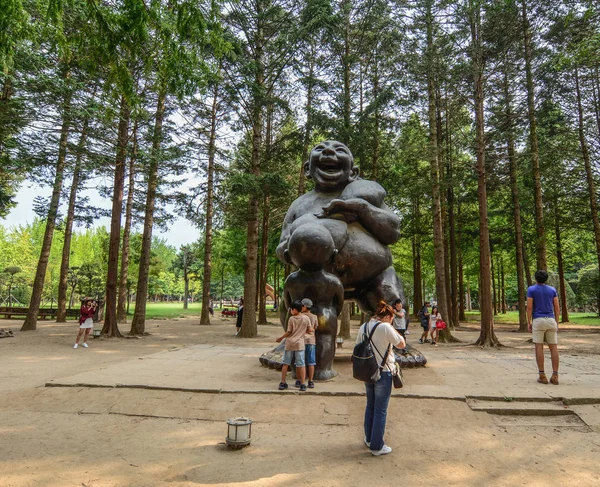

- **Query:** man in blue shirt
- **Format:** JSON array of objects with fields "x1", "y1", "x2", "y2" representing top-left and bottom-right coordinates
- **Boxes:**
[{"x1": 527, "y1": 270, "x2": 560, "y2": 385}]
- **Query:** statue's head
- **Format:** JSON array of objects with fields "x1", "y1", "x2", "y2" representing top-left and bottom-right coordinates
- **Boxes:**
[{"x1": 304, "y1": 140, "x2": 358, "y2": 192}]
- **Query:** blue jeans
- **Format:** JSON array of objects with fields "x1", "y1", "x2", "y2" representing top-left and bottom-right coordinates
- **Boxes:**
[{"x1": 364, "y1": 372, "x2": 392, "y2": 452}]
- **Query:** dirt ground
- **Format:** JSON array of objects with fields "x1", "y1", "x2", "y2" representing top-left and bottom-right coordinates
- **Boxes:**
[{"x1": 1, "y1": 315, "x2": 600, "y2": 487}]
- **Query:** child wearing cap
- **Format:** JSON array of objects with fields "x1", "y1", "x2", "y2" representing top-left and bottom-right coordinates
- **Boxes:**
[
  {"x1": 276, "y1": 300, "x2": 312, "y2": 391},
  {"x1": 301, "y1": 298, "x2": 318, "y2": 388}
]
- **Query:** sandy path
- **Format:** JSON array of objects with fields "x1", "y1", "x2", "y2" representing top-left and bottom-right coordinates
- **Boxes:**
[{"x1": 1, "y1": 316, "x2": 600, "y2": 486}]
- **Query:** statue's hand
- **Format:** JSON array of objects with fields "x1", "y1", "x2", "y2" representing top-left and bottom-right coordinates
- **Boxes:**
[{"x1": 321, "y1": 198, "x2": 367, "y2": 217}]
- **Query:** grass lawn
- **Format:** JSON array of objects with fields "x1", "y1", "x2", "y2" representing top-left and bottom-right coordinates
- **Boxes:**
[
  {"x1": 464, "y1": 310, "x2": 600, "y2": 326},
  {"x1": 127, "y1": 302, "x2": 204, "y2": 319}
]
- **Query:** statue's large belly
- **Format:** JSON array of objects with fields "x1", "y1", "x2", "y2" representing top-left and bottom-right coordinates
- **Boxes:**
[{"x1": 327, "y1": 223, "x2": 391, "y2": 288}]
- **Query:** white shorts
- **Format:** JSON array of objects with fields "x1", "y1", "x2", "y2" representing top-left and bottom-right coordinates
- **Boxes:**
[
  {"x1": 532, "y1": 317, "x2": 557, "y2": 344},
  {"x1": 80, "y1": 318, "x2": 93, "y2": 329}
]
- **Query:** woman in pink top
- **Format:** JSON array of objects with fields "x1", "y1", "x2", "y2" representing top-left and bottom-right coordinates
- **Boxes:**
[{"x1": 74, "y1": 299, "x2": 96, "y2": 349}]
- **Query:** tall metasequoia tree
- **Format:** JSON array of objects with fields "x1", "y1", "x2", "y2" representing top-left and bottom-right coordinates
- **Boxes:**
[
  {"x1": 117, "y1": 119, "x2": 138, "y2": 323},
  {"x1": 503, "y1": 68, "x2": 527, "y2": 331},
  {"x1": 470, "y1": 0, "x2": 499, "y2": 346},
  {"x1": 425, "y1": 1, "x2": 450, "y2": 340},
  {"x1": 56, "y1": 117, "x2": 89, "y2": 322},
  {"x1": 521, "y1": 0, "x2": 546, "y2": 271},
  {"x1": 102, "y1": 95, "x2": 130, "y2": 337},
  {"x1": 574, "y1": 66, "x2": 600, "y2": 314},
  {"x1": 22, "y1": 73, "x2": 72, "y2": 331},
  {"x1": 553, "y1": 196, "x2": 569, "y2": 323},
  {"x1": 200, "y1": 82, "x2": 220, "y2": 326},
  {"x1": 130, "y1": 87, "x2": 167, "y2": 335}
]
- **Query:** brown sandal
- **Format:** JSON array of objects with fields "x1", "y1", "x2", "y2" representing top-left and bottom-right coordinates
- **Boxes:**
[
  {"x1": 537, "y1": 373, "x2": 549, "y2": 384},
  {"x1": 550, "y1": 373, "x2": 559, "y2": 385}
]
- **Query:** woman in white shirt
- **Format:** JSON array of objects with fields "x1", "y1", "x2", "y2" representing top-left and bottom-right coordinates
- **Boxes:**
[
  {"x1": 429, "y1": 306, "x2": 441, "y2": 346},
  {"x1": 355, "y1": 301, "x2": 405, "y2": 456}
]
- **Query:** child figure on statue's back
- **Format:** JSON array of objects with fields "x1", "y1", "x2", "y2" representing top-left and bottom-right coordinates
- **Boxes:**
[{"x1": 283, "y1": 224, "x2": 345, "y2": 376}]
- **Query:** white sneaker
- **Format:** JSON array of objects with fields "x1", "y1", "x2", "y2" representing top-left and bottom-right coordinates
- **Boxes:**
[
  {"x1": 82, "y1": 343, "x2": 89, "y2": 348},
  {"x1": 73, "y1": 343, "x2": 78, "y2": 349},
  {"x1": 405, "y1": 331, "x2": 410, "y2": 335},
  {"x1": 364, "y1": 437, "x2": 370, "y2": 448},
  {"x1": 372, "y1": 445, "x2": 392, "y2": 456}
]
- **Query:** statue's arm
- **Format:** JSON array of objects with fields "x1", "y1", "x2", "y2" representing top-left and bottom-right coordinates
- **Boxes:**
[
  {"x1": 321, "y1": 198, "x2": 400, "y2": 245},
  {"x1": 276, "y1": 208, "x2": 295, "y2": 263}
]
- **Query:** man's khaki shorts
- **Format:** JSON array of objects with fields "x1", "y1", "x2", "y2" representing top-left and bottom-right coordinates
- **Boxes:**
[{"x1": 532, "y1": 317, "x2": 558, "y2": 344}]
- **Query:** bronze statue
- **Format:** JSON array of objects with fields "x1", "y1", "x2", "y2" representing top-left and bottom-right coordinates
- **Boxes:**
[{"x1": 275, "y1": 140, "x2": 406, "y2": 380}]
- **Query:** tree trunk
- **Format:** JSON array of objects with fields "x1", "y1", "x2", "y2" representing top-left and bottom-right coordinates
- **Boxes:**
[
  {"x1": 200, "y1": 83, "x2": 219, "y2": 325},
  {"x1": 102, "y1": 95, "x2": 130, "y2": 338},
  {"x1": 117, "y1": 119, "x2": 138, "y2": 323},
  {"x1": 491, "y1": 252, "x2": 497, "y2": 316},
  {"x1": 258, "y1": 195, "x2": 270, "y2": 324},
  {"x1": 471, "y1": 0, "x2": 499, "y2": 347},
  {"x1": 522, "y1": 236, "x2": 533, "y2": 286},
  {"x1": 554, "y1": 198, "x2": 569, "y2": 323},
  {"x1": 574, "y1": 67, "x2": 600, "y2": 313},
  {"x1": 298, "y1": 42, "x2": 316, "y2": 196},
  {"x1": 339, "y1": 301, "x2": 351, "y2": 339},
  {"x1": 183, "y1": 269, "x2": 189, "y2": 310},
  {"x1": 341, "y1": 0, "x2": 351, "y2": 144},
  {"x1": 129, "y1": 88, "x2": 167, "y2": 335},
  {"x1": 426, "y1": 2, "x2": 450, "y2": 341},
  {"x1": 22, "y1": 84, "x2": 72, "y2": 331},
  {"x1": 521, "y1": 0, "x2": 546, "y2": 271},
  {"x1": 412, "y1": 229, "x2": 423, "y2": 316},
  {"x1": 240, "y1": 17, "x2": 264, "y2": 338},
  {"x1": 504, "y1": 68, "x2": 528, "y2": 331},
  {"x1": 501, "y1": 258, "x2": 506, "y2": 314},
  {"x1": 57, "y1": 117, "x2": 89, "y2": 322}
]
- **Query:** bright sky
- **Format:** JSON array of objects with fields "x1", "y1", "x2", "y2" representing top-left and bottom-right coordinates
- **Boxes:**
[{"x1": 3, "y1": 181, "x2": 200, "y2": 249}]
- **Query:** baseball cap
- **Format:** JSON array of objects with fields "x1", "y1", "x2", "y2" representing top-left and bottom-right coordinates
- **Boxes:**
[{"x1": 301, "y1": 298, "x2": 313, "y2": 308}]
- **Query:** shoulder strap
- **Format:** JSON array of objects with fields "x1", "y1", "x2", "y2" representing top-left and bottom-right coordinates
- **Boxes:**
[{"x1": 366, "y1": 321, "x2": 391, "y2": 370}]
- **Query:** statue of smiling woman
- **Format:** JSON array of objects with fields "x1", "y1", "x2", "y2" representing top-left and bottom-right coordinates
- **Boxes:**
[{"x1": 276, "y1": 140, "x2": 405, "y2": 380}]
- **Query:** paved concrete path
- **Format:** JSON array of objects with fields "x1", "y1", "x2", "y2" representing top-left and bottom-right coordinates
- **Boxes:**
[{"x1": 47, "y1": 329, "x2": 600, "y2": 404}]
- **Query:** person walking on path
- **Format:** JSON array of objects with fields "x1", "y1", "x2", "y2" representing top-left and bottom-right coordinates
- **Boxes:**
[
  {"x1": 418, "y1": 301, "x2": 430, "y2": 344},
  {"x1": 391, "y1": 299, "x2": 407, "y2": 353},
  {"x1": 428, "y1": 306, "x2": 442, "y2": 346},
  {"x1": 301, "y1": 298, "x2": 318, "y2": 388},
  {"x1": 527, "y1": 270, "x2": 560, "y2": 385},
  {"x1": 74, "y1": 299, "x2": 96, "y2": 349},
  {"x1": 356, "y1": 301, "x2": 405, "y2": 456}
]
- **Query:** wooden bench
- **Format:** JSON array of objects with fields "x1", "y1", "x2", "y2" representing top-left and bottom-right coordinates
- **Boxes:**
[{"x1": 0, "y1": 307, "x2": 80, "y2": 320}]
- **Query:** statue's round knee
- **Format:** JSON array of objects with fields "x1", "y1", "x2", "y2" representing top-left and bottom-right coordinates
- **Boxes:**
[{"x1": 287, "y1": 223, "x2": 335, "y2": 270}]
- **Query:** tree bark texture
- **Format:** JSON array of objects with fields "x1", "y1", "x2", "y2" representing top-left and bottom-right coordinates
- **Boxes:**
[
  {"x1": 200, "y1": 83, "x2": 219, "y2": 325},
  {"x1": 505, "y1": 69, "x2": 528, "y2": 330},
  {"x1": 130, "y1": 89, "x2": 166, "y2": 335},
  {"x1": 22, "y1": 86, "x2": 72, "y2": 331},
  {"x1": 426, "y1": 3, "x2": 450, "y2": 341},
  {"x1": 521, "y1": 0, "x2": 547, "y2": 271},
  {"x1": 574, "y1": 67, "x2": 600, "y2": 313},
  {"x1": 117, "y1": 119, "x2": 138, "y2": 323},
  {"x1": 471, "y1": 0, "x2": 499, "y2": 347},
  {"x1": 57, "y1": 117, "x2": 89, "y2": 322},
  {"x1": 258, "y1": 195, "x2": 270, "y2": 325},
  {"x1": 339, "y1": 301, "x2": 351, "y2": 339},
  {"x1": 240, "y1": 15, "x2": 264, "y2": 338},
  {"x1": 102, "y1": 95, "x2": 130, "y2": 337},
  {"x1": 554, "y1": 198, "x2": 569, "y2": 323}
]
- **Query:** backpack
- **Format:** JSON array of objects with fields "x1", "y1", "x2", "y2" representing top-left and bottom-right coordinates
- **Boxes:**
[{"x1": 351, "y1": 322, "x2": 390, "y2": 383}]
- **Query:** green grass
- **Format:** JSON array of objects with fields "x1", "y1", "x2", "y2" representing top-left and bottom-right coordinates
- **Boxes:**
[
  {"x1": 127, "y1": 302, "x2": 204, "y2": 319},
  {"x1": 464, "y1": 310, "x2": 600, "y2": 326}
]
